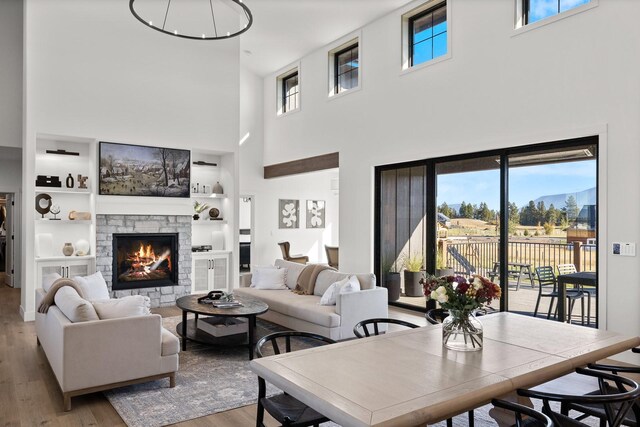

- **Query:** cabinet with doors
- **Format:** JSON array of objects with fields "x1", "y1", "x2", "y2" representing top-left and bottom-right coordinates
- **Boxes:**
[
  {"x1": 191, "y1": 251, "x2": 231, "y2": 293},
  {"x1": 35, "y1": 256, "x2": 96, "y2": 288}
]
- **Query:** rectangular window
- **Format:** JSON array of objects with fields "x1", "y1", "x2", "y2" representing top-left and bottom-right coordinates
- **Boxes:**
[
  {"x1": 409, "y1": 3, "x2": 447, "y2": 67},
  {"x1": 282, "y1": 72, "x2": 299, "y2": 113},
  {"x1": 334, "y1": 44, "x2": 359, "y2": 94},
  {"x1": 525, "y1": 0, "x2": 591, "y2": 25}
]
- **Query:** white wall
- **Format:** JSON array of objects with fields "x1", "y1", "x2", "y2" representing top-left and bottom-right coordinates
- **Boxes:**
[
  {"x1": 240, "y1": 67, "x2": 339, "y2": 267},
  {"x1": 261, "y1": 0, "x2": 640, "y2": 352},
  {"x1": 21, "y1": 0, "x2": 240, "y2": 320},
  {"x1": 0, "y1": 0, "x2": 23, "y2": 149}
]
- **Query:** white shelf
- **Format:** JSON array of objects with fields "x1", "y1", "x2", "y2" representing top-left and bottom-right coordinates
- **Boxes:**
[
  {"x1": 192, "y1": 220, "x2": 227, "y2": 225},
  {"x1": 35, "y1": 255, "x2": 96, "y2": 262},
  {"x1": 191, "y1": 193, "x2": 227, "y2": 199},
  {"x1": 36, "y1": 187, "x2": 92, "y2": 195},
  {"x1": 35, "y1": 219, "x2": 92, "y2": 224}
]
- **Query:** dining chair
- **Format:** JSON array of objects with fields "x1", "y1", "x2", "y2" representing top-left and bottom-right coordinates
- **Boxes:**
[
  {"x1": 324, "y1": 245, "x2": 339, "y2": 269},
  {"x1": 557, "y1": 263, "x2": 594, "y2": 325},
  {"x1": 518, "y1": 367, "x2": 640, "y2": 427},
  {"x1": 352, "y1": 318, "x2": 419, "y2": 338},
  {"x1": 491, "y1": 399, "x2": 552, "y2": 427},
  {"x1": 255, "y1": 331, "x2": 336, "y2": 427},
  {"x1": 278, "y1": 241, "x2": 309, "y2": 264},
  {"x1": 534, "y1": 266, "x2": 586, "y2": 324}
]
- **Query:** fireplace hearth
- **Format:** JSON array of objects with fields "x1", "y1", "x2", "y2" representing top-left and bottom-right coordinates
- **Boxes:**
[{"x1": 113, "y1": 233, "x2": 178, "y2": 290}]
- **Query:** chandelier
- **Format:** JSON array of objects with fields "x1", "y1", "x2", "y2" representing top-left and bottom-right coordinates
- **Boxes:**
[{"x1": 129, "y1": 0, "x2": 253, "y2": 40}]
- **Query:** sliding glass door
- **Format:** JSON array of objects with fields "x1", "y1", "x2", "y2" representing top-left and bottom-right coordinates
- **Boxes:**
[{"x1": 375, "y1": 136, "x2": 598, "y2": 325}]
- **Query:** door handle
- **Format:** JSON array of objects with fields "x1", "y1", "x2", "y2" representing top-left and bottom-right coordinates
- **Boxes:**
[{"x1": 66, "y1": 267, "x2": 70, "y2": 277}]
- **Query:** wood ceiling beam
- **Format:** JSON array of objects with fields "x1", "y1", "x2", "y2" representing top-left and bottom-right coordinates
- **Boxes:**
[{"x1": 264, "y1": 152, "x2": 339, "y2": 179}]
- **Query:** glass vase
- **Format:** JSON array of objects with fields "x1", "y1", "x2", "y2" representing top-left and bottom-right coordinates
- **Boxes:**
[{"x1": 442, "y1": 309, "x2": 483, "y2": 351}]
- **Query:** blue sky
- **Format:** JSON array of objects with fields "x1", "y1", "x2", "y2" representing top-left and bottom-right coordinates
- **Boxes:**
[
  {"x1": 528, "y1": 0, "x2": 591, "y2": 23},
  {"x1": 437, "y1": 161, "x2": 596, "y2": 210}
]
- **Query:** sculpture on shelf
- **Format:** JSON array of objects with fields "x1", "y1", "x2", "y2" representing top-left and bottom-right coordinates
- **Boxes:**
[
  {"x1": 77, "y1": 175, "x2": 88, "y2": 189},
  {"x1": 50, "y1": 204, "x2": 61, "y2": 220},
  {"x1": 66, "y1": 174, "x2": 75, "y2": 188},
  {"x1": 209, "y1": 207, "x2": 220, "y2": 220},
  {"x1": 68, "y1": 211, "x2": 91, "y2": 221},
  {"x1": 35, "y1": 193, "x2": 52, "y2": 218}
]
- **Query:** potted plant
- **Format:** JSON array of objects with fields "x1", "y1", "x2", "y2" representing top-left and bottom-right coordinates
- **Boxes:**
[
  {"x1": 402, "y1": 253, "x2": 424, "y2": 297},
  {"x1": 435, "y1": 249, "x2": 454, "y2": 277},
  {"x1": 193, "y1": 201, "x2": 209, "y2": 221},
  {"x1": 382, "y1": 260, "x2": 401, "y2": 302}
]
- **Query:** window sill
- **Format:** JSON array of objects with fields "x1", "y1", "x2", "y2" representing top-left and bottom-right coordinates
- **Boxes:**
[
  {"x1": 400, "y1": 52, "x2": 451, "y2": 77},
  {"x1": 276, "y1": 108, "x2": 301, "y2": 119},
  {"x1": 328, "y1": 85, "x2": 362, "y2": 102},
  {"x1": 512, "y1": 0, "x2": 598, "y2": 38}
]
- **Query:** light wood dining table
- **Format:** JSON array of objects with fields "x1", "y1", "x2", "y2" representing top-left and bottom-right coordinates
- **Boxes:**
[{"x1": 250, "y1": 312, "x2": 640, "y2": 427}]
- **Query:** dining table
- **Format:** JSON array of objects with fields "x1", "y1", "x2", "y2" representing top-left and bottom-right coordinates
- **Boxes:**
[
  {"x1": 556, "y1": 271, "x2": 597, "y2": 324},
  {"x1": 250, "y1": 312, "x2": 639, "y2": 427}
]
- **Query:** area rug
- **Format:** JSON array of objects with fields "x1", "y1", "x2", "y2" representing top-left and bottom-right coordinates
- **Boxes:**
[{"x1": 105, "y1": 316, "x2": 599, "y2": 427}]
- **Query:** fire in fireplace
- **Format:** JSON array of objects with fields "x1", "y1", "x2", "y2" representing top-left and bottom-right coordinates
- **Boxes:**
[{"x1": 112, "y1": 233, "x2": 178, "y2": 290}]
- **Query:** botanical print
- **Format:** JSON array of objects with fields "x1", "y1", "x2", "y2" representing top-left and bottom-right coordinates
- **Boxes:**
[
  {"x1": 279, "y1": 199, "x2": 299, "y2": 229},
  {"x1": 306, "y1": 200, "x2": 325, "y2": 229},
  {"x1": 99, "y1": 142, "x2": 190, "y2": 197}
]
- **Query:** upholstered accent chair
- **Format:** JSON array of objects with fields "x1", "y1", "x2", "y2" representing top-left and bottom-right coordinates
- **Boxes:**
[{"x1": 278, "y1": 241, "x2": 309, "y2": 264}]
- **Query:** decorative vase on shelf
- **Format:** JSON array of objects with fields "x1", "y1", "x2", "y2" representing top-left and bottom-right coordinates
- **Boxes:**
[
  {"x1": 193, "y1": 214, "x2": 200, "y2": 221},
  {"x1": 66, "y1": 174, "x2": 74, "y2": 188},
  {"x1": 442, "y1": 309, "x2": 483, "y2": 352},
  {"x1": 62, "y1": 243, "x2": 75, "y2": 257},
  {"x1": 212, "y1": 181, "x2": 223, "y2": 194}
]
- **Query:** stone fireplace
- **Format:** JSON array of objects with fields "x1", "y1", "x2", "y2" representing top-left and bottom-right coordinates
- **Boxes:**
[{"x1": 96, "y1": 214, "x2": 192, "y2": 307}]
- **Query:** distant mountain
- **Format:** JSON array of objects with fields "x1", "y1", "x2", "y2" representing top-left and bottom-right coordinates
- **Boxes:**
[{"x1": 534, "y1": 187, "x2": 596, "y2": 210}]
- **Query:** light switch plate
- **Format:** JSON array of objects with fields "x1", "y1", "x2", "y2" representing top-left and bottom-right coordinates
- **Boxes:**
[{"x1": 612, "y1": 242, "x2": 636, "y2": 256}]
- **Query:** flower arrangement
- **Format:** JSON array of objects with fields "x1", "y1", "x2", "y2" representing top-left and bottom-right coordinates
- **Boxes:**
[{"x1": 421, "y1": 274, "x2": 501, "y2": 313}]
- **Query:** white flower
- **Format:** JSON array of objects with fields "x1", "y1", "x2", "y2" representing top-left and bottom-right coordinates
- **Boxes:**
[
  {"x1": 432, "y1": 286, "x2": 448, "y2": 304},
  {"x1": 473, "y1": 277, "x2": 483, "y2": 290}
]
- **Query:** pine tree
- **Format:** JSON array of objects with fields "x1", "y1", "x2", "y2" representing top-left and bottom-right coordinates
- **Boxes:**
[{"x1": 564, "y1": 195, "x2": 579, "y2": 221}]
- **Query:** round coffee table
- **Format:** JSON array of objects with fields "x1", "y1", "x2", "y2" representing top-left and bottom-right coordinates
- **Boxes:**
[{"x1": 176, "y1": 294, "x2": 268, "y2": 360}]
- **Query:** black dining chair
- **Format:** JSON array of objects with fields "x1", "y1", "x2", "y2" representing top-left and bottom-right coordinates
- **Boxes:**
[
  {"x1": 491, "y1": 399, "x2": 553, "y2": 427},
  {"x1": 534, "y1": 266, "x2": 586, "y2": 324},
  {"x1": 352, "y1": 318, "x2": 420, "y2": 338},
  {"x1": 518, "y1": 367, "x2": 640, "y2": 427},
  {"x1": 255, "y1": 331, "x2": 336, "y2": 427}
]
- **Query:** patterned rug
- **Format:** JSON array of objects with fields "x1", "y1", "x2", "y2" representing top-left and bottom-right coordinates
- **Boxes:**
[{"x1": 105, "y1": 316, "x2": 599, "y2": 427}]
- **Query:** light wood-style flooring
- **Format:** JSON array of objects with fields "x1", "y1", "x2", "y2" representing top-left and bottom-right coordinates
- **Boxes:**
[{"x1": 0, "y1": 285, "x2": 427, "y2": 426}]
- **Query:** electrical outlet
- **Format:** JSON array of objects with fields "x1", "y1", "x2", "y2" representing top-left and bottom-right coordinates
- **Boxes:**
[{"x1": 612, "y1": 242, "x2": 636, "y2": 256}]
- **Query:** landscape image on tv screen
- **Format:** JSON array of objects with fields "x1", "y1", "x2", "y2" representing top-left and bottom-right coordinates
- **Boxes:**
[{"x1": 99, "y1": 141, "x2": 191, "y2": 197}]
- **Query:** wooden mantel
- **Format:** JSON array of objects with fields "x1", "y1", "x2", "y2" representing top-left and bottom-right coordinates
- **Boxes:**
[{"x1": 263, "y1": 152, "x2": 339, "y2": 179}]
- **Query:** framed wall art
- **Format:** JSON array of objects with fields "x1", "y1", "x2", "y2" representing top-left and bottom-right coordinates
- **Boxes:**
[
  {"x1": 99, "y1": 141, "x2": 191, "y2": 197},
  {"x1": 306, "y1": 200, "x2": 325, "y2": 229},
  {"x1": 279, "y1": 199, "x2": 299, "y2": 229}
]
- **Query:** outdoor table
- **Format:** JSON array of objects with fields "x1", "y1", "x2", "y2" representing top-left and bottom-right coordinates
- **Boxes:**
[
  {"x1": 250, "y1": 312, "x2": 638, "y2": 427},
  {"x1": 489, "y1": 262, "x2": 535, "y2": 291},
  {"x1": 556, "y1": 271, "x2": 597, "y2": 324}
]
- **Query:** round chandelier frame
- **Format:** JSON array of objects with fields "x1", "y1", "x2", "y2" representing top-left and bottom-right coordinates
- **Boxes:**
[{"x1": 129, "y1": 0, "x2": 253, "y2": 41}]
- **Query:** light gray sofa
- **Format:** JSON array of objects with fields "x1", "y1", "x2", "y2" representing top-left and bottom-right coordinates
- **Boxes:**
[
  {"x1": 235, "y1": 259, "x2": 388, "y2": 340},
  {"x1": 35, "y1": 289, "x2": 179, "y2": 411}
]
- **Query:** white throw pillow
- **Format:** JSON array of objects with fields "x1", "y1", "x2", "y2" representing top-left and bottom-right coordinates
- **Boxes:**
[
  {"x1": 320, "y1": 276, "x2": 349, "y2": 306},
  {"x1": 42, "y1": 272, "x2": 62, "y2": 292},
  {"x1": 252, "y1": 267, "x2": 288, "y2": 290},
  {"x1": 93, "y1": 295, "x2": 151, "y2": 320},
  {"x1": 73, "y1": 271, "x2": 110, "y2": 301},
  {"x1": 54, "y1": 286, "x2": 100, "y2": 322},
  {"x1": 250, "y1": 265, "x2": 278, "y2": 288},
  {"x1": 341, "y1": 275, "x2": 361, "y2": 294},
  {"x1": 275, "y1": 259, "x2": 307, "y2": 290}
]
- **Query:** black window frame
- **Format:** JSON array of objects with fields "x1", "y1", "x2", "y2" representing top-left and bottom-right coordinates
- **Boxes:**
[
  {"x1": 334, "y1": 43, "x2": 359, "y2": 95},
  {"x1": 523, "y1": 0, "x2": 591, "y2": 25},
  {"x1": 408, "y1": 1, "x2": 447, "y2": 68},
  {"x1": 281, "y1": 71, "x2": 299, "y2": 114}
]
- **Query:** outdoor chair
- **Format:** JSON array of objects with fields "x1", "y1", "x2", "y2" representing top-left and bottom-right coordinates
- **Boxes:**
[
  {"x1": 352, "y1": 318, "x2": 419, "y2": 338},
  {"x1": 518, "y1": 367, "x2": 640, "y2": 427},
  {"x1": 534, "y1": 266, "x2": 587, "y2": 324},
  {"x1": 557, "y1": 263, "x2": 594, "y2": 325},
  {"x1": 278, "y1": 241, "x2": 309, "y2": 264},
  {"x1": 446, "y1": 246, "x2": 476, "y2": 276},
  {"x1": 491, "y1": 399, "x2": 552, "y2": 427},
  {"x1": 255, "y1": 331, "x2": 336, "y2": 427},
  {"x1": 324, "y1": 245, "x2": 339, "y2": 269}
]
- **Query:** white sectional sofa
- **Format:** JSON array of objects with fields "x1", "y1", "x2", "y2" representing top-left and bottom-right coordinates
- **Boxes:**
[
  {"x1": 35, "y1": 288, "x2": 179, "y2": 411},
  {"x1": 234, "y1": 259, "x2": 388, "y2": 340}
]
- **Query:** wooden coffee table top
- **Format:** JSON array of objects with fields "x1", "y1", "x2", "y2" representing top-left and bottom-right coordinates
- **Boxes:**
[{"x1": 176, "y1": 293, "x2": 268, "y2": 317}]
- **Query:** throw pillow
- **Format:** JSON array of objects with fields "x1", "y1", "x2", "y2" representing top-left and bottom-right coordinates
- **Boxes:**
[
  {"x1": 252, "y1": 267, "x2": 288, "y2": 290},
  {"x1": 93, "y1": 295, "x2": 151, "y2": 320},
  {"x1": 320, "y1": 275, "x2": 361, "y2": 306},
  {"x1": 250, "y1": 265, "x2": 278, "y2": 288},
  {"x1": 54, "y1": 286, "x2": 100, "y2": 322},
  {"x1": 275, "y1": 259, "x2": 307, "y2": 290},
  {"x1": 73, "y1": 271, "x2": 110, "y2": 301},
  {"x1": 42, "y1": 272, "x2": 62, "y2": 292}
]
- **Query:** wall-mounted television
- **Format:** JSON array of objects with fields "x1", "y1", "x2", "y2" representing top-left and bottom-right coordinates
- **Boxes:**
[{"x1": 99, "y1": 141, "x2": 191, "y2": 198}]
